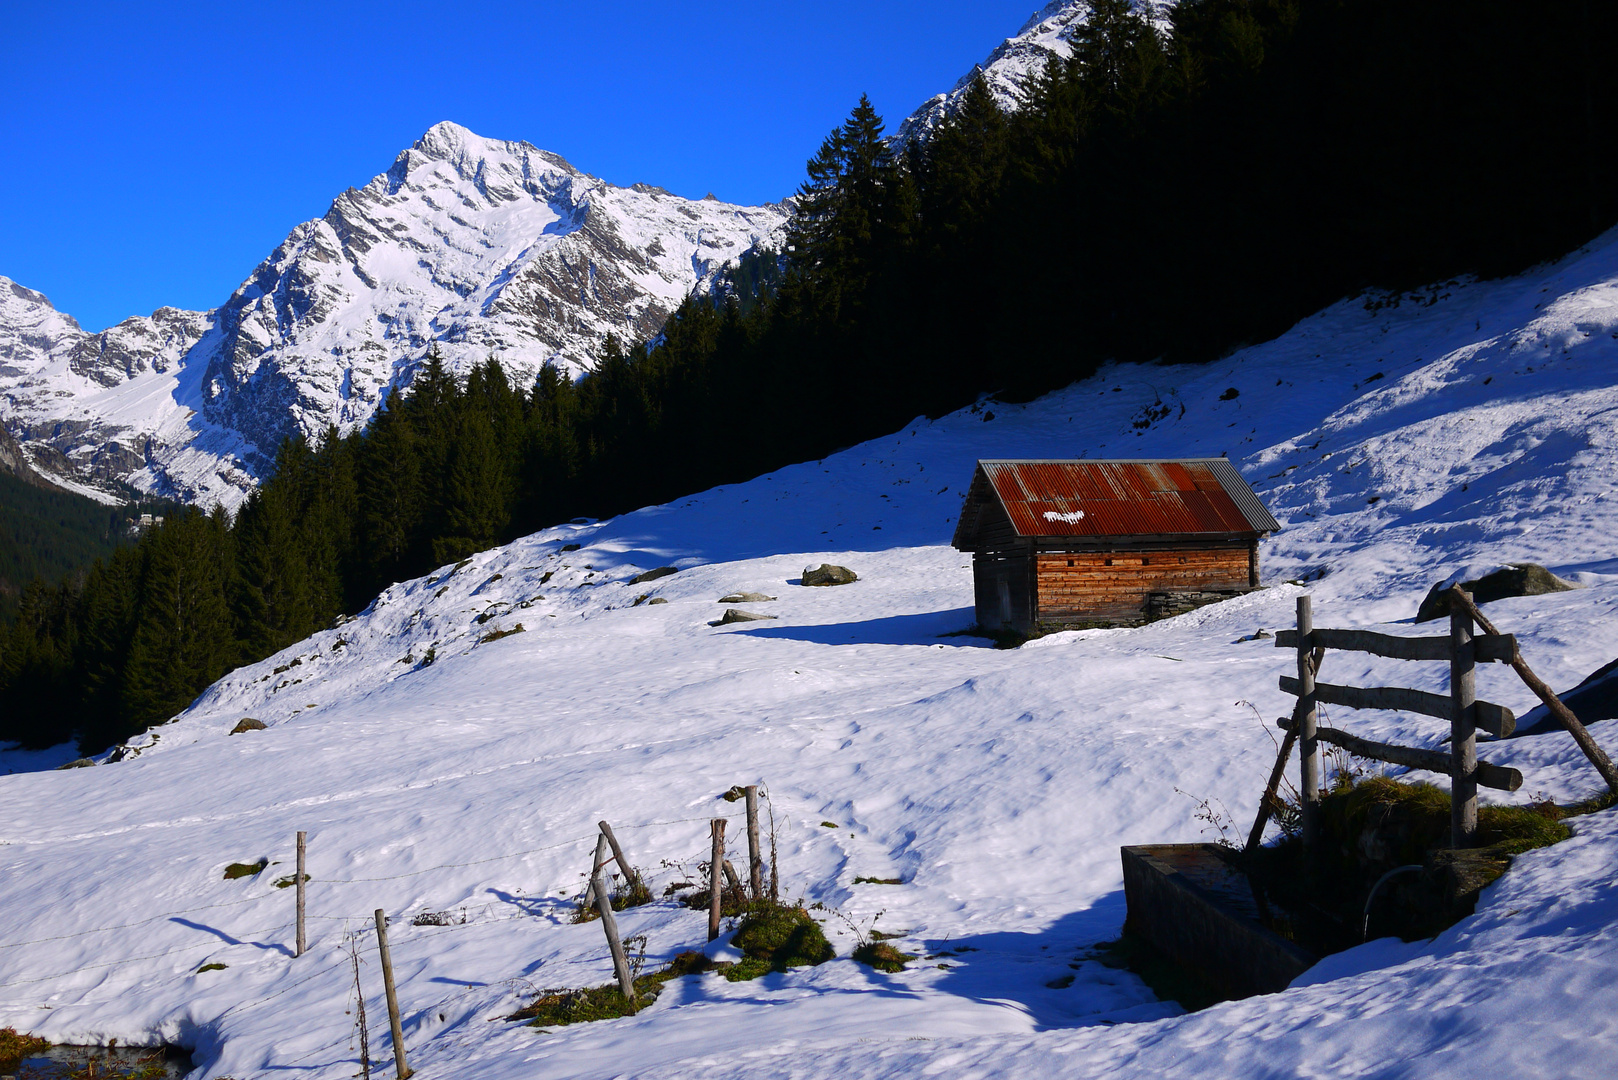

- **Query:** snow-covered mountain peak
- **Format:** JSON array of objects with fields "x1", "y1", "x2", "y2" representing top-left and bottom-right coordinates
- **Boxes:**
[
  {"x1": 0, "y1": 277, "x2": 81, "y2": 356},
  {"x1": 385, "y1": 121, "x2": 581, "y2": 200},
  {"x1": 2, "y1": 277, "x2": 75, "y2": 327},
  {"x1": 0, "y1": 125, "x2": 787, "y2": 506}
]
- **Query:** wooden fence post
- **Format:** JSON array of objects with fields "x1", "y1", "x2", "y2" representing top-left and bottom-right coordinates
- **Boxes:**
[
  {"x1": 1449, "y1": 587, "x2": 1618, "y2": 794},
  {"x1": 598, "y1": 820, "x2": 642, "y2": 897},
  {"x1": 745, "y1": 786, "x2": 763, "y2": 900},
  {"x1": 708, "y1": 819, "x2": 726, "y2": 942},
  {"x1": 591, "y1": 834, "x2": 638, "y2": 1010},
  {"x1": 1297, "y1": 595, "x2": 1321, "y2": 855},
  {"x1": 1450, "y1": 588, "x2": 1478, "y2": 847},
  {"x1": 373, "y1": 910, "x2": 412, "y2": 1080},
  {"x1": 295, "y1": 831, "x2": 307, "y2": 958}
]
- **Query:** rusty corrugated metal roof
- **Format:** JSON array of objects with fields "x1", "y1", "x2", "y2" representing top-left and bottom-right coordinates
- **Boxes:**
[{"x1": 964, "y1": 459, "x2": 1279, "y2": 542}]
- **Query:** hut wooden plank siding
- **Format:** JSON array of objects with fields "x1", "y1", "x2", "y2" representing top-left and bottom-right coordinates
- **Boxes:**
[{"x1": 951, "y1": 459, "x2": 1281, "y2": 633}]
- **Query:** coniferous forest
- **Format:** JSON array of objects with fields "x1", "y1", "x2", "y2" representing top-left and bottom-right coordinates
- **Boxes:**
[{"x1": 4, "y1": 0, "x2": 1616, "y2": 752}]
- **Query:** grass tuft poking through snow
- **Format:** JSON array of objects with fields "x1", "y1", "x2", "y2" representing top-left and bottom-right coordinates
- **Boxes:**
[
  {"x1": 220, "y1": 859, "x2": 267, "y2": 880},
  {"x1": 725, "y1": 903, "x2": 836, "y2": 982}
]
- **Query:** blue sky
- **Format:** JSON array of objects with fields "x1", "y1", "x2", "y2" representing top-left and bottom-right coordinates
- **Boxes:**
[{"x1": 0, "y1": 1, "x2": 1038, "y2": 332}]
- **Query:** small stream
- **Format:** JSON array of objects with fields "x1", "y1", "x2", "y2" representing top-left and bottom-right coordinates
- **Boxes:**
[{"x1": 13, "y1": 1044, "x2": 192, "y2": 1080}]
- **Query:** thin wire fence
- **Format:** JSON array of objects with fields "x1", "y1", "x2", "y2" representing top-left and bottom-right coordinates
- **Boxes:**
[{"x1": 0, "y1": 808, "x2": 750, "y2": 994}]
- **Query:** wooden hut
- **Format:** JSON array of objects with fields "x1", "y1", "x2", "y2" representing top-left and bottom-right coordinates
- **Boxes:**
[{"x1": 951, "y1": 459, "x2": 1280, "y2": 633}]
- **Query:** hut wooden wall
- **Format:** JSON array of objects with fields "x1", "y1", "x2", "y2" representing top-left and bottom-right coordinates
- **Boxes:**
[{"x1": 1034, "y1": 546, "x2": 1251, "y2": 624}]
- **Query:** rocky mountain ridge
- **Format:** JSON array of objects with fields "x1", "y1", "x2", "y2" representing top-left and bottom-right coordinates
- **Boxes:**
[{"x1": 0, "y1": 123, "x2": 787, "y2": 508}]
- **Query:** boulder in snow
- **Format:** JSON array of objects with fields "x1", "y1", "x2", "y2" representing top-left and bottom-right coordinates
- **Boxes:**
[
  {"x1": 1414, "y1": 563, "x2": 1578, "y2": 623},
  {"x1": 719, "y1": 591, "x2": 777, "y2": 603},
  {"x1": 714, "y1": 608, "x2": 778, "y2": 626},
  {"x1": 801, "y1": 564, "x2": 857, "y2": 587},
  {"x1": 631, "y1": 566, "x2": 680, "y2": 584}
]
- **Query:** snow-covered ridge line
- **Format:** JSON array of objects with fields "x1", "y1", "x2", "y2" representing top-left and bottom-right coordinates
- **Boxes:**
[
  {"x1": 0, "y1": 122, "x2": 788, "y2": 508},
  {"x1": 4, "y1": 219, "x2": 1618, "y2": 1078}
]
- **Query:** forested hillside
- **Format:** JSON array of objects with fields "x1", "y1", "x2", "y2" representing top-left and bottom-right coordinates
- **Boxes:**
[
  {"x1": 0, "y1": 470, "x2": 172, "y2": 625},
  {"x1": 3, "y1": 0, "x2": 1615, "y2": 753}
]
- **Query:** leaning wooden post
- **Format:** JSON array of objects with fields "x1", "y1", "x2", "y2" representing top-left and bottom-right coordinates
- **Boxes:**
[
  {"x1": 707, "y1": 818, "x2": 726, "y2": 942},
  {"x1": 598, "y1": 820, "x2": 642, "y2": 898},
  {"x1": 1450, "y1": 588, "x2": 1618, "y2": 794},
  {"x1": 745, "y1": 786, "x2": 764, "y2": 900},
  {"x1": 1245, "y1": 728, "x2": 1298, "y2": 856},
  {"x1": 1450, "y1": 587, "x2": 1479, "y2": 847},
  {"x1": 1296, "y1": 595, "x2": 1321, "y2": 855},
  {"x1": 373, "y1": 910, "x2": 413, "y2": 1080},
  {"x1": 1247, "y1": 646, "x2": 1325, "y2": 856},
  {"x1": 295, "y1": 830, "x2": 307, "y2": 958},
  {"x1": 591, "y1": 833, "x2": 638, "y2": 1010}
]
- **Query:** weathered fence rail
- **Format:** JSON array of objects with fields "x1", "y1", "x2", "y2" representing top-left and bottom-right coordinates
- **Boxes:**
[
  {"x1": 1275, "y1": 675, "x2": 1517, "y2": 738},
  {"x1": 1277, "y1": 627, "x2": 1516, "y2": 664},
  {"x1": 1274, "y1": 713, "x2": 1522, "y2": 791}
]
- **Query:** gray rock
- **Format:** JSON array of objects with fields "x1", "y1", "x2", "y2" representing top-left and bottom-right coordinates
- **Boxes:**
[
  {"x1": 1415, "y1": 563, "x2": 1578, "y2": 623},
  {"x1": 230, "y1": 718, "x2": 268, "y2": 735},
  {"x1": 630, "y1": 566, "x2": 679, "y2": 584},
  {"x1": 801, "y1": 564, "x2": 857, "y2": 587},
  {"x1": 713, "y1": 608, "x2": 778, "y2": 626},
  {"x1": 718, "y1": 591, "x2": 777, "y2": 603},
  {"x1": 647, "y1": 597, "x2": 669, "y2": 605},
  {"x1": 55, "y1": 757, "x2": 96, "y2": 770}
]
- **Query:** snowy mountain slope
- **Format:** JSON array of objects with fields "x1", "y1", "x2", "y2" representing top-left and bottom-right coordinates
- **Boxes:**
[
  {"x1": 0, "y1": 279, "x2": 215, "y2": 501},
  {"x1": 5, "y1": 229, "x2": 1618, "y2": 1078},
  {"x1": 0, "y1": 124, "x2": 787, "y2": 508},
  {"x1": 894, "y1": 1, "x2": 1175, "y2": 144}
]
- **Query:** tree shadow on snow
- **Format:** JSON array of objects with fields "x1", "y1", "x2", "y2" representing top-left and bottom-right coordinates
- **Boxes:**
[{"x1": 731, "y1": 607, "x2": 992, "y2": 648}]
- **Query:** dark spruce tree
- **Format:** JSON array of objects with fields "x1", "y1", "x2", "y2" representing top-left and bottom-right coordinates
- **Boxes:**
[{"x1": 115, "y1": 509, "x2": 235, "y2": 743}]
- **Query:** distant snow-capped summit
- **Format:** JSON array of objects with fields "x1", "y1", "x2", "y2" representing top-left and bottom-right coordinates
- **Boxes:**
[
  {"x1": 894, "y1": 1, "x2": 1175, "y2": 144},
  {"x1": 0, "y1": 122, "x2": 787, "y2": 508}
]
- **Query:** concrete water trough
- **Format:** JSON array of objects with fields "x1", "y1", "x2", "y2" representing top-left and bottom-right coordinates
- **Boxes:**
[{"x1": 1121, "y1": 843, "x2": 1317, "y2": 1000}]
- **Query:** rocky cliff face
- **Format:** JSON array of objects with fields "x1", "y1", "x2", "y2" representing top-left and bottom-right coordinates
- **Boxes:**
[{"x1": 0, "y1": 123, "x2": 787, "y2": 508}]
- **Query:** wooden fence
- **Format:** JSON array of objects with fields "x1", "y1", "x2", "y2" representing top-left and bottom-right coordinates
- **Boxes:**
[{"x1": 1264, "y1": 586, "x2": 1618, "y2": 853}]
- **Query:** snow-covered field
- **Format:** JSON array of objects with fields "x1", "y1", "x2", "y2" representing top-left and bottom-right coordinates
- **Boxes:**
[{"x1": 5, "y1": 228, "x2": 1618, "y2": 1078}]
